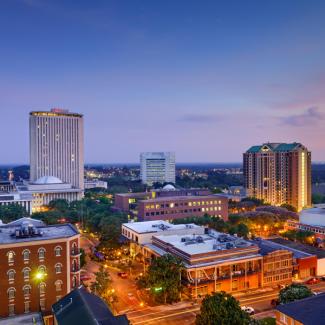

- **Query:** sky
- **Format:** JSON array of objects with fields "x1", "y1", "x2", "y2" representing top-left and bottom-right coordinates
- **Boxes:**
[{"x1": 1, "y1": 0, "x2": 325, "y2": 163}]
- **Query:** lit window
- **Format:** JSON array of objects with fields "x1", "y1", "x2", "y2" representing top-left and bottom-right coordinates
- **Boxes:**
[
  {"x1": 8, "y1": 288, "x2": 15, "y2": 299},
  {"x1": 7, "y1": 251, "x2": 15, "y2": 264},
  {"x1": 40, "y1": 298, "x2": 46, "y2": 311},
  {"x1": 38, "y1": 248, "x2": 45, "y2": 260},
  {"x1": 72, "y1": 276, "x2": 77, "y2": 288},
  {"x1": 55, "y1": 280, "x2": 63, "y2": 292},
  {"x1": 39, "y1": 282, "x2": 46, "y2": 295},
  {"x1": 8, "y1": 270, "x2": 15, "y2": 282}
]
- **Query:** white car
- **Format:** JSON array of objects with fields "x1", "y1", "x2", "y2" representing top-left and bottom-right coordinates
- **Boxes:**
[{"x1": 241, "y1": 306, "x2": 255, "y2": 315}]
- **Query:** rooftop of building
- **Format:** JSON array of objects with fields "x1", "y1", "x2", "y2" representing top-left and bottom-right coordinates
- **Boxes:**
[
  {"x1": 140, "y1": 194, "x2": 225, "y2": 203},
  {"x1": 246, "y1": 142, "x2": 306, "y2": 153},
  {"x1": 254, "y1": 239, "x2": 307, "y2": 258},
  {"x1": 276, "y1": 293, "x2": 325, "y2": 325},
  {"x1": 52, "y1": 286, "x2": 128, "y2": 325},
  {"x1": 122, "y1": 220, "x2": 202, "y2": 234},
  {"x1": 300, "y1": 206, "x2": 325, "y2": 216},
  {"x1": 154, "y1": 230, "x2": 256, "y2": 256},
  {"x1": 33, "y1": 176, "x2": 64, "y2": 185},
  {"x1": 0, "y1": 312, "x2": 43, "y2": 325},
  {"x1": 30, "y1": 108, "x2": 83, "y2": 118},
  {"x1": 268, "y1": 238, "x2": 325, "y2": 258},
  {"x1": 0, "y1": 217, "x2": 79, "y2": 244}
]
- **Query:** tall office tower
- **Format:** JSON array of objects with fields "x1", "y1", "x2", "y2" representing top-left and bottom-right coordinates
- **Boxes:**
[
  {"x1": 29, "y1": 109, "x2": 84, "y2": 192},
  {"x1": 140, "y1": 152, "x2": 176, "y2": 186},
  {"x1": 243, "y1": 142, "x2": 311, "y2": 212}
]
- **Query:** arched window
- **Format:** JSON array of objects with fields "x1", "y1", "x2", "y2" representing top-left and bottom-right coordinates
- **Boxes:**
[
  {"x1": 23, "y1": 285, "x2": 31, "y2": 296},
  {"x1": 55, "y1": 280, "x2": 63, "y2": 292},
  {"x1": 39, "y1": 282, "x2": 46, "y2": 295},
  {"x1": 55, "y1": 246, "x2": 62, "y2": 257},
  {"x1": 38, "y1": 265, "x2": 46, "y2": 274},
  {"x1": 22, "y1": 267, "x2": 31, "y2": 280},
  {"x1": 22, "y1": 249, "x2": 30, "y2": 261},
  {"x1": 55, "y1": 263, "x2": 62, "y2": 274},
  {"x1": 38, "y1": 248, "x2": 46, "y2": 260},
  {"x1": 8, "y1": 288, "x2": 15, "y2": 299},
  {"x1": 7, "y1": 251, "x2": 15, "y2": 264},
  {"x1": 8, "y1": 270, "x2": 15, "y2": 282},
  {"x1": 72, "y1": 259, "x2": 78, "y2": 271},
  {"x1": 72, "y1": 276, "x2": 77, "y2": 288}
]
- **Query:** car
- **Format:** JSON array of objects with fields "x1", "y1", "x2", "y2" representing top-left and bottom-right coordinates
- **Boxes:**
[
  {"x1": 305, "y1": 277, "x2": 320, "y2": 285},
  {"x1": 118, "y1": 272, "x2": 128, "y2": 278},
  {"x1": 241, "y1": 306, "x2": 255, "y2": 315}
]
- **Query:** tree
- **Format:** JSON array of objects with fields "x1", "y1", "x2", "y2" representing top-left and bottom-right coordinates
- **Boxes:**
[
  {"x1": 280, "y1": 203, "x2": 297, "y2": 213},
  {"x1": 0, "y1": 204, "x2": 29, "y2": 223},
  {"x1": 278, "y1": 284, "x2": 313, "y2": 304},
  {"x1": 142, "y1": 254, "x2": 184, "y2": 304},
  {"x1": 91, "y1": 265, "x2": 111, "y2": 296},
  {"x1": 196, "y1": 292, "x2": 251, "y2": 325},
  {"x1": 48, "y1": 199, "x2": 69, "y2": 213}
]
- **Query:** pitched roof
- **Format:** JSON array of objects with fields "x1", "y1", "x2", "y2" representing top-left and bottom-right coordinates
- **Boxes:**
[
  {"x1": 276, "y1": 293, "x2": 325, "y2": 324},
  {"x1": 52, "y1": 286, "x2": 128, "y2": 325},
  {"x1": 246, "y1": 142, "x2": 303, "y2": 153}
]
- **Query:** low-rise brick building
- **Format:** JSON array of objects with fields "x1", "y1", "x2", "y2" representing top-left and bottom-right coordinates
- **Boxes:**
[{"x1": 0, "y1": 217, "x2": 80, "y2": 324}]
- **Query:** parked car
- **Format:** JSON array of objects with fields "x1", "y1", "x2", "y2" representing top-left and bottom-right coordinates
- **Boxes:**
[
  {"x1": 305, "y1": 277, "x2": 320, "y2": 285},
  {"x1": 118, "y1": 272, "x2": 128, "y2": 279},
  {"x1": 241, "y1": 306, "x2": 255, "y2": 315}
]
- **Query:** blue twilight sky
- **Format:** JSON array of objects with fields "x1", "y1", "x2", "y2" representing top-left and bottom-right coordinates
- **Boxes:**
[{"x1": 1, "y1": 0, "x2": 325, "y2": 163}]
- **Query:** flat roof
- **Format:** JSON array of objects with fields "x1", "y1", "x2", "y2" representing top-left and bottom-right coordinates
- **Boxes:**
[
  {"x1": 268, "y1": 238, "x2": 325, "y2": 258},
  {"x1": 140, "y1": 195, "x2": 225, "y2": 203},
  {"x1": 0, "y1": 313, "x2": 43, "y2": 325},
  {"x1": 154, "y1": 231, "x2": 255, "y2": 256},
  {"x1": 0, "y1": 223, "x2": 79, "y2": 244},
  {"x1": 276, "y1": 293, "x2": 325, "y2": 325},
  {"x1": 30, "y1": 110, "x2": 82, "y2": 118},
  {"x1": 122, "y1": 220, "x2": 201, "y2": 234},
  {"x1": 301, "y1": 207, "x2": 325, "y2": 215}
]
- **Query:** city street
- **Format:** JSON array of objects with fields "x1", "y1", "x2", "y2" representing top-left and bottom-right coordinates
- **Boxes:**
[{"x1": 126, "y1": 281, "x2": 325, "y2": 325}]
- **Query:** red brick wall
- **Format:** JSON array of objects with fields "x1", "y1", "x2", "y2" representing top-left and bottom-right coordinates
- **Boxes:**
[{"x1": 0, "y1": 237, "x2": 79, "y2": 318}]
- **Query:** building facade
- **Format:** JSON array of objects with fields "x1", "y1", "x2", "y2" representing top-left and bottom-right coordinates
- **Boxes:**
[
  {"x1": 243, "y1": 142, "x2": 311, "y2": 211},
  {"x1": 140, "y1": 152, "x2": 175, "y2": 185},
  {"x1": 29, "y1": 109, "x2": 84, "y2": 195},
  {"x1": 0, "y1": 218, "x2": 80, "y2": 323},
  {"x1": 137, "y1": 194, "x2": 228, "y2": 221}
]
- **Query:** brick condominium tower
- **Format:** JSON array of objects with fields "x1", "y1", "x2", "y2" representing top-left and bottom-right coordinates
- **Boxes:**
[
  {"x1": 243, "y1": 142, "x2": 311, "y2": 211},
  {"x1": 0, "y1": 218, "x2": 80, "y2": 323}
]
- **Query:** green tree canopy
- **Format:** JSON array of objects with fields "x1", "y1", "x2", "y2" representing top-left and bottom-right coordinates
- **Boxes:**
[
  {"x1": 278, "y1": 284, "x2": 313, "y2": 304},
  {"x1": 196, "y1": 292, "x2": 251, "y2": 325},
  {"x1": 142, "y1": 254, "x2": 184, "y2": 304}
]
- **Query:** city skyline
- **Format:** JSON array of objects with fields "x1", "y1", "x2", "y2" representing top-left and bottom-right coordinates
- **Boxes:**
[{"x1": 1, "y1": 1, "x2": 325, "y2": 163}]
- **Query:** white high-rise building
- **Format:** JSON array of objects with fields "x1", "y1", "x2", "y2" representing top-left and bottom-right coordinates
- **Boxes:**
[
  {"x1": 29, "y1": 108, "x2": 84, "y2": 196},
  {"x1": 140, "y1": 152, "x2": 175, "y2": 186}
]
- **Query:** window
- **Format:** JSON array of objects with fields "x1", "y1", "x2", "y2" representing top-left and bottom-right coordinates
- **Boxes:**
[
  {"x1": 23, "y1": 267, "x2": 31, "y2": 280},
  {"x1": 38, "y1": 265, "x2": 46, "y2": 274},
  {"x1": 40, "y1": 298, "x2": 46, "y2": 311},
  {"x1": 72, "y1": 276, "x2": 77, "y2": 288},
  {"x1": 55, "y1": 263, "x2": 62, "y2": 274},
  {"x1": 8, "y1": 304, "x2": 15, "y2": 316},
  {"x1": 55, "y1": 246, "x2": 62, "y2": 257},
  {"x1": 22, "y1": 249, "x2": 30, "y2": 261},
  {"x1": 24, "y1": 301, "x2": 30, "y2": 313},
  {"x1": 8, "y1": 288, "x2": 15, "y2": 299},
  {"x1": 23, "y1": 285, "x2": 31, "y2": 296},
  {"x1": 38, "y1": 248, "x2": 45, "y2": 260},
  {"x1": 8, "y1": 270, "x2": 15, "y2": 282},
  {"x1": 7, "y1": 251, "x2": 15, "y2": 264},
  {"x1": 55, "y1": 280, "x2": 63, "y2": 292},
  {"x1": 39, "y1": 282, "x2": 46, "y2": 295}
]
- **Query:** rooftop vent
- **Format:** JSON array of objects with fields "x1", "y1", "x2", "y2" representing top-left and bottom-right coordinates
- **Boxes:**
[{"x1": 10, "y1": 223, "x2": 43, "y2": 239}]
